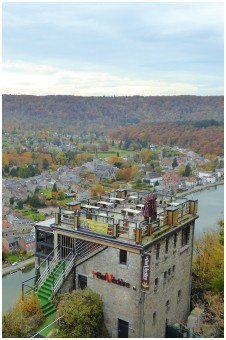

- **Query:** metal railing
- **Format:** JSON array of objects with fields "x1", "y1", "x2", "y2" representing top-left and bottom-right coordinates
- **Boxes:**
[
  {"x1": 35, "y1": 245, "x2": 61, "y2": 291},
  {"x1": 52, "y1": 249, "x2": 76, "y2": 296},
  {"x1": 22, "y1": 240, "x2": 107, "y2": 300},
  {"x1": 31, "y1": 316, "x2": 63, "y2": 338}
]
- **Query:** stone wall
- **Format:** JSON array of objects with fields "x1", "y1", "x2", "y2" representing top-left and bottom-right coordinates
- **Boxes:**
[
  {"x1": 143, "y1": 221, "x2": 194, "y2": 338},
  {"x1": 76, "y1": 247, "x2": 142, "y2": 338}
]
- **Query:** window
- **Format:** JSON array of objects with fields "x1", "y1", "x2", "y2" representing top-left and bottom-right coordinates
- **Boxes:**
[
  {"x1": 156, "y1": 243, "x2": 160, "y2": 260},
  {"x1": 153, "y1": 312, "x2": 157, "y2": 324},
  {"x1": 119, "y1": 250, "x2": 127, "y2": 264},
  {"x1": 177, "y1": 290, "x2": 182, "y2": 302},
  {"x1": 168, "y1": 268, "x2": 171, "y2": 276},
  {"x1": 166, "y1": 300, "x2": 170, "y2": 312},
  {"x1": 182, "y1": 226, "x2": 190, "y2": 246},
  {"x1": 174, "y1": 233, "x2": 177, "y2": 248},
  {"x1": 155, "y1": 278, "x2": 159, "y2": 287},
  {"x1": 165, "y1": 238, "x2": 169, "y2": 253},
  {"x1": 172, "y1": 265, "x2": 175, "y2": 273},
  {"x1": 164, "y1": 271, "x2": 167, "y2": 279}
]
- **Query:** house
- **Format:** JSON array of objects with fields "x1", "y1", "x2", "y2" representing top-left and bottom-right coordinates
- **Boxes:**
[
  {"x1": 142, "y1": 172, "x2": 162, "y2": 186},
  {"x1": 2, "y1": 236, "x2": 19, "y2": 253},
  {"x1": 185, "y1": 177, "x2": 198, "y2": 188},
  {"x1": 215, "y1": 168, "x2": 224, "y2": 179},
  {"x1": 18, "y1": 234, "x2": 36, "y2": 252},
  {"x1": 202, "y1": 176, "x2": 216, "y2": 185},
  {"x1": 2, "y1": 227, "x2": 17, "y2": 237},
  {"x1": 197, "y1": 170, "x2": 214, "y2": 178},
  {"x1": 2, "y1": 219, "x2": 10, "y2": 229}
]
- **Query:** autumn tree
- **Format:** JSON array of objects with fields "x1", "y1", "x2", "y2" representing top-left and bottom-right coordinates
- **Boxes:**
[
  {"x1": 192, "y1": 221, "x2": 224, "y2": 294},
  {"x1": 2, "y1": 295, "x2": 45, "y2": 338}
]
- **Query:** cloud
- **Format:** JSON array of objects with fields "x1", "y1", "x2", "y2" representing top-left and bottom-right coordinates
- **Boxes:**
[
  {"x1": 2, "y1": 2, "x2": 224, "y2": 95},
  {"x1": 3, "y1": 61, "x2": 212, "y2": 96}
]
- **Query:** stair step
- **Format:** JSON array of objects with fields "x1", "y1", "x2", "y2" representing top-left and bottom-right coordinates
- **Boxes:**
[
  {"x1": 38, "y1": 291, "x2": 51, "y2": 300},
  {"x1": 39, "y1": 285, "x2": 52, "y2": 292},
  {"x1": 42, "y1": 303, "x2": 56, "y2": 314},
  {"x1": 44, "y1": 307, "x2": 56, "y2": 317}
]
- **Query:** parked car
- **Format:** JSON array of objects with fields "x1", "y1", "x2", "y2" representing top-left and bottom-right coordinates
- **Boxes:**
[{"x1": 11, "y1": 262, "x2": 18, "y2": 266}]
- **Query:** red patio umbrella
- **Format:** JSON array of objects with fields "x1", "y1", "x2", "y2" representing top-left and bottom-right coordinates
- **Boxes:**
[{"x1": 142, "y1": 193, "x2": 157, "y2": 220}]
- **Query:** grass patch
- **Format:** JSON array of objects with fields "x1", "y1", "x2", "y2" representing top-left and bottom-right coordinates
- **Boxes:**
[
  {"x1": 17, "y1": 208, "x2": 46, "y2": 221},
  {"x1": 7, "y1": 254, "x2": 19, "y2": 263}
]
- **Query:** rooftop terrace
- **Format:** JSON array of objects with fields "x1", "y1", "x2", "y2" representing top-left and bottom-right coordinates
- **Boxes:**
[{"x1": 37, "y1": 189, "x2": 198, "y2": 250}]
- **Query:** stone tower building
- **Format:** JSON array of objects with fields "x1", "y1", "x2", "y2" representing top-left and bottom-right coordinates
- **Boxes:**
[{"x1": 24, "y1": 189, "x2": 198, "y2": 337}]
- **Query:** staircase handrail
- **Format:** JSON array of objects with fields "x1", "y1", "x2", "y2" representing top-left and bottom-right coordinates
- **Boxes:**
[
  {"x1": 37, "y1": 244, "x2": 59, "y2": 271},
  {"x1": 35, "y1": 247, "x2": 61, "y2": 291},
  {"x1": 52, "y1": 249, "x2": 76, "y2": 296},
  {"x1": 52, "y1": 257, "x2": 74, "y2": 296}
]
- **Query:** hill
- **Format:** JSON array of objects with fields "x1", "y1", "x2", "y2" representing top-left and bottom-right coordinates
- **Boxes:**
[
  {"x1": 108, "y1": 122, "x2": 224, "y2": 156},
  {"x1": 2, "y1": 95, "x2": 224, "y2": 132}
]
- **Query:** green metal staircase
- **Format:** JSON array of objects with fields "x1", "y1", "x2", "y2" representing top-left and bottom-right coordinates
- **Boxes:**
[
  {"x1": 37, "y1": 261, "x2": 63, "y2": 317},
  {"x1": 23, "y1": 241, "x2": 107, "y2": 337}
]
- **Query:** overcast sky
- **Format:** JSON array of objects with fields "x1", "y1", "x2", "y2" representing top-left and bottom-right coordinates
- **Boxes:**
[{"x1": 2, "y1": 2, "x2": 224, "y2": 96}]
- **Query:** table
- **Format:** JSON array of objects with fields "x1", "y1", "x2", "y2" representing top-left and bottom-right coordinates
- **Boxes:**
[
  {"x1": 109, "y1": 197, "x2": 125, "y2": 202},
  {"x1": 97, "y1": 201, "x2": 114, "y2": 207},
  {"x1": 121, "y1": 208, "x2": 141, "y2": 216},
  {"x1": 136, "y1": 204, "x2": 144, "y2": 210},
  {"x1": 82, "y1": 205, "x2": 100, "y2": 210},
  {"x1": 167, "y1": 202, "x2": 181, "y2": 207}
]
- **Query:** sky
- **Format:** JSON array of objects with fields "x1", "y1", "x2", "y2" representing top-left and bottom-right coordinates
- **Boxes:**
[{"x1": 2, "y1": 1, "x2": 224, "y2": 96}]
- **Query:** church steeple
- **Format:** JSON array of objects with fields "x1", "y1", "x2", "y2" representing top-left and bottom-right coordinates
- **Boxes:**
[
  {"x1": 94, "y1": 148, "x2": 98, "y2": 160},
  {"x1": 93, "y1": 148, "x2": 98, "y2": 172}
]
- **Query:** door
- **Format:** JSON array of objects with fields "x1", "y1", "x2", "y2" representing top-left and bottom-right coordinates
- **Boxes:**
[
  {"x1": 118, "y1": 319, "x2": 129, "y2": 338},
  {"x1": 78, "y1": 275, "x2": 87, "y2": 290}
]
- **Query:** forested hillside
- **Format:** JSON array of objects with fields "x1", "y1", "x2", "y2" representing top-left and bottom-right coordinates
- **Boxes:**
[
  {"x1": 2, "y1": 95, "x2": 223, "y2": 132},
  {"x1": 108, "y1": 123, "x2": 224, "y2": 156}
]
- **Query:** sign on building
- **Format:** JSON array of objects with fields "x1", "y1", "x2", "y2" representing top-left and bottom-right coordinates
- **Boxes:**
[{"x1": 141, "y1": 254, "x2": 150, "y2": 290}]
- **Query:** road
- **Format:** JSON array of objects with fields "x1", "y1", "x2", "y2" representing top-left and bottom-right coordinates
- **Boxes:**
[{"x1": 2, "y1": 257, "x2": 35, "y2": 276}]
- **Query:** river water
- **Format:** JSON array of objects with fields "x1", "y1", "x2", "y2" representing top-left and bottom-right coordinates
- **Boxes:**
[{"x1": 2, "y1": 185, "x2": 224, "y2": 314}]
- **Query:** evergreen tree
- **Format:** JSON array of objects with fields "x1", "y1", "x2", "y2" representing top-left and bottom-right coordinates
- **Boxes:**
[
  {"x1": 172, "y1": 157, "x2": 178, "y2": 170},
  {"x1": 52, "y1": 182, "x2": 58, "y2": 193},
  {"x1": 16, "y1": 200, "x2": 24, "y2": 210},
  {"x1": 42, "y1": 158, "x2": 49, "y2": 170},
  {"x1": 9, "y1": 197, "x2": 14, "y2": 205},
  {"x1": 184, "y1": 163, "x2": 192, "y2": 177}
]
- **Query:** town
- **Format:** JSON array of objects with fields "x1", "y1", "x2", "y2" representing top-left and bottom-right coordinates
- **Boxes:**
[{"x1": 2, "y1": 130, "x2": 224, "y2": 260}]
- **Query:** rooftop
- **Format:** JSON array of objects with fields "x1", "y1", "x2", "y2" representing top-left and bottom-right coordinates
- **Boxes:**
[{"x1": 36, "y1": 189, "x2": 198, "y2": 251}]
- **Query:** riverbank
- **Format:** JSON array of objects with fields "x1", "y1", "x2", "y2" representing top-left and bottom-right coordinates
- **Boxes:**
[
  {"x1": 175, "y1": 181, "x2": 224, "y2": 198},
  {"x1": 2, "y1": 257, "x2": 35, "y2": 276}
]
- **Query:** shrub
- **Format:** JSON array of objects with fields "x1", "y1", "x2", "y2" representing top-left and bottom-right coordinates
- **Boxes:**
[
  {"x1": 2, "y1": 295, "x2": 45, "y2": 338},
  {"x1": 56, "y1": 288, "x2": 108, "y2": 338}
]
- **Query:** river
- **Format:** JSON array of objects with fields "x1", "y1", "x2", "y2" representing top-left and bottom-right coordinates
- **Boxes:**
[{"x1": 2, "y1": 185, "x2": 224, "y2": 314}]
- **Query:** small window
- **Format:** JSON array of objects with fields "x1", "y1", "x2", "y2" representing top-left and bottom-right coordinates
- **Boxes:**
[
  {"x1": 182, "y1": 226, "x2": 190, "y2": 246},
  {"x1": 172, "y1": 265, "x2": 175, "y2": 273},
  {"x1": 165, "y1": 238, "x2": 169, "y2": 253},
  {"x1": 168, "y1": 268, "x2": 171, "y2": 276},
  {"x1": 156, "y1": 243, "x2": 160, "y2": 260},
  {"x1": 155, "y1": 278, "x2": 159, "y2": 286},
  {"x1": 174, "y1": 233, "x2": 177, "y2": 248},
  {"x1": 178, "y1": 289, "x2": 181, "y2": 301},
  {"x1": 153, "y1": 312, "x2": 157, "y2": 324},
  {"x1": 166, "y1": 300, "x2": 170, "y2": 311},
  {"x1": 164, "y1": 271, "x2": 167, "y2": 279},
  {"x1": 119, "y1": 249, "x2": 127, "y2": 264}
]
